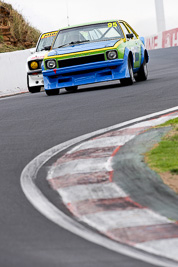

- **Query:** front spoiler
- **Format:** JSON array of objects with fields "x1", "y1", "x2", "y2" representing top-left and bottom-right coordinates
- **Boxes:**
[{"x1": 42, "y1": 58, "x2": 129, "y2": 90}]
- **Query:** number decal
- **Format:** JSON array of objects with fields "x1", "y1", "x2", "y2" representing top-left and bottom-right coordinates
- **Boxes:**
[{"x1": 108, "y1": 22, "x2": 117, "y2": 28}]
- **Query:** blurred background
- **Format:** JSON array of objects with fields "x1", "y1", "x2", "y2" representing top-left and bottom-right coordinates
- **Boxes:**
[{"x1": 2, "y1": 0, "x2": 177, "y2": 36}]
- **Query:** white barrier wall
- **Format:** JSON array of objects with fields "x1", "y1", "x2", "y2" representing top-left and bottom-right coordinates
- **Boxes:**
[
  {"x1": 0, "y1": 49, "x2": 31, "y2": 97},
  {"x1": 145, "y1": 27, "x2": 178, "y2": 50}
]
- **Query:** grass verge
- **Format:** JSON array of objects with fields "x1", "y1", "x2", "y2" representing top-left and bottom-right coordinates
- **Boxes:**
[{"x1": 145, "y1": 117, "x2": 178, "y2": 193}]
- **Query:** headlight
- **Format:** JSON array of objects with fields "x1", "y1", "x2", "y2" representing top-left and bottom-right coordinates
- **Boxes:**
[
  {"x1": 30, "y1": 61, "x2": 39, "y2": 70},
  {"x1": 46, "y1": 60, "x2": 57, "y2": 69},
  {"x1": 106, "y1": 50, "x2": 118, "y2": 60}
]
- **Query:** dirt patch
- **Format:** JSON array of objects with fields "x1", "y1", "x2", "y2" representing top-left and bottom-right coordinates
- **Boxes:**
[
  {"x1": 145, "y1": 150, "x2": 178, "y2": 194},
  {"x1": 159, "y1": 172, "x2": 178, "y2": 194}
]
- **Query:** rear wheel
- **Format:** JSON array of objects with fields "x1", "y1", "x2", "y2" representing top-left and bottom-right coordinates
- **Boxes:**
[
  {"x1": 27, "y1": 75, "x2": 41, "y2": 93},
  {"x1": 45, "y1": 89, "x2": 60, "y2": 96},
  {"x1": 65, "y1": 86, "x2": 78, "y2": 93},
  {"x1": 135, "y1": 58, "x2": 148, "y2": 82},
  {"x1": 120, "y1": 57, "x2": 134, "y2": 86}
]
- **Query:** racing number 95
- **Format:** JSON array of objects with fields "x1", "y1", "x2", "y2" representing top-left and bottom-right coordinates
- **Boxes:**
[{"x1": 108, "y1": 22, "x2": 117, "y2": 28}]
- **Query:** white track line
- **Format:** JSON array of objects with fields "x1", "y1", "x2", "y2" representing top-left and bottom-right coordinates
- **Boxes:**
[
  {"x1": 20, "y1": 106, "x2": 178, "y2": 267},
  {"x1": 129, "y1": 113, "x2": 178, "y2": 128},
  {"x1": 136, "y1": 238, "x2": 178, "y2": 262}
]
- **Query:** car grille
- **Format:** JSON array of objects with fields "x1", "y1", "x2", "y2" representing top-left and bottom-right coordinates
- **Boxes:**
[{"x1": 58, "y1": 54, "x2": 105, "y2": 68}]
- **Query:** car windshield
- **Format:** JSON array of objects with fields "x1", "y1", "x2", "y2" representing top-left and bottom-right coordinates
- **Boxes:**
[
  {"x1": 36, "y1": 31, "x2": 57, "y2": 52},
  {"x1": 53, "y1": 22, "x2": 124, "y2": 49}
]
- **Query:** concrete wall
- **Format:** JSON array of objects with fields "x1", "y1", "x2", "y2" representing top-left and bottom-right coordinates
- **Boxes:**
[{"x1": 0, "y1": 49, "x2": 31, "y2": 97}]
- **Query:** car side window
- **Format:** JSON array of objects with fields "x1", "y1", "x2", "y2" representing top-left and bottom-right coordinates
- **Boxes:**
[
  {"x1": 125, "y1": 24, "x2": 137, "y2": 39},
  {"x1": 120, "y1": 22, "x2": 130, "y2": 38}
]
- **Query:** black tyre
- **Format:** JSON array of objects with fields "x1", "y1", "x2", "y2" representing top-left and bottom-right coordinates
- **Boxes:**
[
  {"x1": 27, "y1": 75, "x2": 41, "y2": 93},
  {"x1": 45, "y1": 89, "x2": 60, "y2": 96},
  {"x1": 28, "y1": 86, "x2": 41, "y2": 93},
  {"x1": 120, "y1": 57, "x2": 134, "y2": 86},
  {"x1": 135, "y1": 58, "x2": 148, "y2": 82},
  {"x1": 65, "y1": 86, "x2": 78, "y2": 93}
]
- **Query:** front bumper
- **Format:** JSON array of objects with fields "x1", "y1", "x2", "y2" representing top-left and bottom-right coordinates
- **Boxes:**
[
  {"x1": 27, "y1": 70, "x2": 43, "y2": 87},
  {"x1": 42, "y1": 59, "x2": 128, "y2": 90}
]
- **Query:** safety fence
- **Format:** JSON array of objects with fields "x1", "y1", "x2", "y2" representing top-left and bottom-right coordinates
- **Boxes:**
[{"x1": 145, "y1": 27, "x2": 178, "y2": 50}]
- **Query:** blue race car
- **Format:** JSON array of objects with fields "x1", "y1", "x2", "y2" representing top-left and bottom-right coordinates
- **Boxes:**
[{"x1": 42, "y1": 20, "x2": 149, "y2": 95}]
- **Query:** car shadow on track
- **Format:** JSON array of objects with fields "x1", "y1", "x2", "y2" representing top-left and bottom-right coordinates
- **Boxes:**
[{"x1": 59, "y1": 81, "x2": 124, "y2": 95}]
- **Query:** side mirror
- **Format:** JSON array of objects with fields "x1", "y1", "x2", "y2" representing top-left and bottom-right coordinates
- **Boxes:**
[
  {"x1": 30, "y1": 48, "x2": 35, "y2": 54},
  {"x1": 44, "y1": 46, "x2": 51, "y2": 51},
  {"x1": 140, "y1": 37, "x2": 145, "y2": 45},
  {"x1": 126, "y1": 33, "x2": 134, "y2": 39}
]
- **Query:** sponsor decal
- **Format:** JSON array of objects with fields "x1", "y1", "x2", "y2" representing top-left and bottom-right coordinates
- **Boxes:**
[
  {"x1": 145, "y1": 35, "x2": 159, "y2": 50},
  {"x1": 162, "y1": 28, "x2": 178, "y2": 48},
  {"x1": 41, "y1": 31, "x2": 58, "y2": 39},
  {"x1": 31, "y1": 56, "x2": 44, "y2": 60},
  {"x1": 145, "y1": 27, "x2": 178, "y2": 50},
  {"x1": 131, "y1": 46, "x2": 140, "y2": 62}
]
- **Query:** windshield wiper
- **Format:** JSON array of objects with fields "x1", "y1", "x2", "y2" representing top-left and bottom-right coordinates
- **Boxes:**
[
  {"x1": 68, "y1": 40, "x2": 90, "y2": 45},
  {"x1": 57, "y1": 43, "x2": 70, "y2": 48},
  {"x1": 57, "y1": 40, "x2": 90, "y2": 48}
]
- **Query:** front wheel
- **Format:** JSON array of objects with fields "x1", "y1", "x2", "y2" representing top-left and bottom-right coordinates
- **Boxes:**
[
  {"x1": 45, "y1": 89, "x2": 60, "y2": 96},
  {"x1": 65, "y1": 86, "x2": 78, "y2": 93},
  {"x1": 135, "y1": 58, "x2": 148, "y2": 82},
  {"x1": 28, "y1": 86, "x2": 41, "y2": 93},
  {"x1": 120, "y1": 57, "x2": 134, "y2": 86}
]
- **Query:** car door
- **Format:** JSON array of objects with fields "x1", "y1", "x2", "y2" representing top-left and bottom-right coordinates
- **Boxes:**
[{"x1": 119, "y1": 22, "x2": 141, "y2": 69}]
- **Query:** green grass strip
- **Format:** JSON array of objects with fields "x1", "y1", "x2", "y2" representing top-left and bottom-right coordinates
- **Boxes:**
[{"x1": 146, "y1": 117, "x2": 178, "y2": 174}]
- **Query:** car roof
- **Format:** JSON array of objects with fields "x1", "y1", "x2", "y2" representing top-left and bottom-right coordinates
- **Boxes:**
[{"x1": 58, "y1": 20, "x2": 127, "y2": 31}]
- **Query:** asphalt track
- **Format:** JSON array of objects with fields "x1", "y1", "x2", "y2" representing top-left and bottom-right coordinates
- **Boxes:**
[{"x1": 0, "y1": 46, "x2": 178, "y2": 267}]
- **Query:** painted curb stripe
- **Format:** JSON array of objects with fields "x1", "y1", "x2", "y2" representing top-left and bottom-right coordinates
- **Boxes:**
[
  {"x1": 80, "y1": 209, "x2": 172, "y2": 232},
  {"x1": 68, "y1": 135, "x2": 135, "y2": 153},
  {"x1": 21, "y1": 106, "x2": 178, "y2": 267},
  {"x1": 57, "y1": 183, "x2": 127, "y2": 203},
  {"x1": 47, "y1": 110, "x2": 178, "y2": 263},
  {"x1": 67, "y1": 197, "x2": 144, "y2": 216},
  {"x1": 54, "y1": 147, "x2": 117, "y2": 165},
  {"x1": 49, "y1": 171, "x2": 110, "y2": 189},
  {"x1": 48, "y1": 157, "x2": 112, "y2": 178},
  {"x1": 107, "y1": 223, "x2": 178, "y2": 245},
  {"x1": 93, "y1": 126, "x2": 149, "y2": 139}
]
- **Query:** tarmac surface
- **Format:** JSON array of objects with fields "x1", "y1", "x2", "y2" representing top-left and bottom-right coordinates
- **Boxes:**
[{"x1": 0, "y1": 47, "x2": 178, "y2": 266}]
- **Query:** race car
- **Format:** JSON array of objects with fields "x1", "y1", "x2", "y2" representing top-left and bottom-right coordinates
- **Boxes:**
[
  {"x1": 42, "y1": 20, "x2": 149, "y2": 96},
  {"x1": 26, "y1": 30, "x2": 58, "y2": 93}
]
